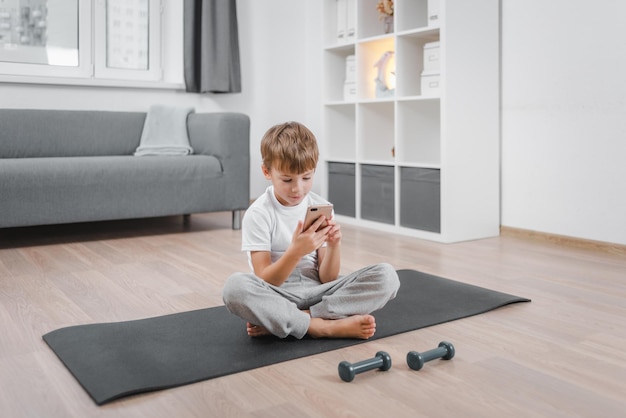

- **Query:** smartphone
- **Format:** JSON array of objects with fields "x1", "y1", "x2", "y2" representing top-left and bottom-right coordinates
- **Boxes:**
[{"x1": 302, "y1": 204, "x2": 333, "y2": 231}]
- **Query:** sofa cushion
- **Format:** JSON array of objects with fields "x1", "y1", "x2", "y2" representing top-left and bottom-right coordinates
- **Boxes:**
[
  {"x1": 1, "y1": 155, "x2": 224, "y2": 227},
  {"x1": 0, "y1": 109, "x2": 146, "y2": 158}
]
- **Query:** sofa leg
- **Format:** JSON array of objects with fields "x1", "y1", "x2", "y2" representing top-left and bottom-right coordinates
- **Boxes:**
[
  {"x1": 232, "y1": 210, "x2": 243, "y2": 230},
  {"x1": 183, "y1": 214, "x2": 191, "y2": 225}
]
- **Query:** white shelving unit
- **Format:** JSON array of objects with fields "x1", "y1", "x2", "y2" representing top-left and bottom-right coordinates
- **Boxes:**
[{"x1": 322, "y1": 0, "x2": 500, "y2": 243}]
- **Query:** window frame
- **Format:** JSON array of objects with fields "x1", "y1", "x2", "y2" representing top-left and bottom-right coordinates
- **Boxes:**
[
  {"x1": 0, "y1": 0, "x2": 92, "y2": 79},
  {"x1": 0, "y1": 0, "x2": 164, "y2": 85},
  {"x1": 94, "y1": 0, "x2": 162, "y2": 81}
]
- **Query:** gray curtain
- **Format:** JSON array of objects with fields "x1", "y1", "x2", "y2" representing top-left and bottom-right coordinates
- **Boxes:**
[{"x1": 184, "y1": 0, "x2": 242, "y2": 93}]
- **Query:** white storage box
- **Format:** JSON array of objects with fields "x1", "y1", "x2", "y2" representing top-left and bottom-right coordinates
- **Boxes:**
[
  {"x1": 421, "y1": 72, "x2": 440, "y2": 96},
  {"x1": 336, "y1": 0, "x2": 356, "y2": 43},
  {"x1": 343, "y1": 81, "x2": 357, "y2": 101},
  {"x1": 423, "y1": 41, "x2": 440, "y2": 73},
  {"x1": 345, "y1": 55, "x2": 356, "y2": 83},
  {"x1": 428, "y1": 0, "x2": 440, "y2": 26},
  {"x1": 345, "y1": 0, "x2": 356, "y2": 42},
  {"x1": 336, "y1": 0, "x2": 346, "y2": 42}
]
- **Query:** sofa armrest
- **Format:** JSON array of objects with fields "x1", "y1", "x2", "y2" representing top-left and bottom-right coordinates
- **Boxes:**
[{"x1": 187, "y1": 112, "x2": 250, "y2": 210}]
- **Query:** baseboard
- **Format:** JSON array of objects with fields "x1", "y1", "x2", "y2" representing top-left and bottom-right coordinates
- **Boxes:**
[{"x1": 500, "y1": 226, "x2": 626, "y2": 256}]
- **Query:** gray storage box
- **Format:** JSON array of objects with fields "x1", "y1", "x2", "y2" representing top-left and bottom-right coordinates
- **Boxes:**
[
  {"x1": 327, "y1": 162, "x2": 356, "y2": 217},
  {"x1": 400, "y1": 167, "x2": 440, "y2": 232},
  {"x1": 361, "y1": 164, "x2": 395, "y2": 224}
]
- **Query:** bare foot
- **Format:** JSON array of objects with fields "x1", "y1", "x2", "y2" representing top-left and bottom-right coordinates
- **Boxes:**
[
  {"x1": 247, "y1": 322, "x2": 271, "y2": 337},
  {"x1": 307, "y1": 315, "x2": 376, "y2": 339}
]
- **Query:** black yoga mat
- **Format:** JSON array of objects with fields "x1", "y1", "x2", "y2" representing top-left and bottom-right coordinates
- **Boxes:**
[{"x1": 43, "y1": 269, "x2": 530, "y2": 405}]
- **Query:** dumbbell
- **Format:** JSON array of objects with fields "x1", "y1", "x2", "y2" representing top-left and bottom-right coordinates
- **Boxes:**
[
  {"x1": 407, "y1": 341, "x2": 455, "y2": 371},
  {"x1": 338, "y1": 351, "x2": 392, "y2": 382}
]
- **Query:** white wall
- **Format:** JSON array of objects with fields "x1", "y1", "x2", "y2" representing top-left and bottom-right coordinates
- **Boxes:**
[
  {"x1": 238, "y1": 1, "x2": 323, "y2": 196},
  {"x1": 501, "y1": 0, "x2": 626, "y2": 245}
]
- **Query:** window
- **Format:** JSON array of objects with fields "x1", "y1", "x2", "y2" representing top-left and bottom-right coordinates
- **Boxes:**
[
  {"x1": 95, "y1": 0, "x2": 161, "y2": 80},
  {"x1": 0, "y1": 0, "x2": 162, "y2": 83}
]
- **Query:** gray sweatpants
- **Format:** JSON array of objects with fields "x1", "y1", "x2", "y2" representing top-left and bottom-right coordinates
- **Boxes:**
[{"x1": 222, "y1": 263, "x2": 400, "y2": 339}]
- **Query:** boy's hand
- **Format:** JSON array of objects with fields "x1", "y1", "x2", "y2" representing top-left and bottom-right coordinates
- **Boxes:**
[
  {"x1": 292, "y1": 216, "x2": 330, "y2": 255},
  {"x1": 324, "y1": 218, "x2": 342, "y2": 247}
]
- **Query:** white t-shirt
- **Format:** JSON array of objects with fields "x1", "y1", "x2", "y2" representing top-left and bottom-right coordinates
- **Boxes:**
[{"x1": 242, "y1": 186, "x2": 332, "y2": 271}]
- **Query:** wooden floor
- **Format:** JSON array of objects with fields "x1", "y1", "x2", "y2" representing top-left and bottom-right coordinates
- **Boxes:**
[{"x1": 1, "y1": 212, "x2": 625, "y2": 417}]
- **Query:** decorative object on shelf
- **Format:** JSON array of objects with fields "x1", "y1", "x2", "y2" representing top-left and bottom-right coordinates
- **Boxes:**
[
  {"x1": 376, "y1": 0, "x2": 394, "y2": 33},
  {"x1": 374, "y1": 50, "x2": 395, "y2": 98},
  {"x1": 383, "y1": 15, "x2": 394, "y2": 34}
]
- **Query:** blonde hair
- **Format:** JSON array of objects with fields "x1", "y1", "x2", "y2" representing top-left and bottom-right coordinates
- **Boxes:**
[{"x1": 260, "y1": 122, "x2": 319, "y2": 174}]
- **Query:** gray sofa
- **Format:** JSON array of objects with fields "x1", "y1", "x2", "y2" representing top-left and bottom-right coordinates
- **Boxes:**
[{"x1": 0, "y1": 109, "x2": 250, "y2": 229}]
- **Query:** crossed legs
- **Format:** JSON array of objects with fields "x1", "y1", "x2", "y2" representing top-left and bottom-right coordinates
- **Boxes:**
[{"x1": 222, "y1": 263, "x2": 399, "y2": 339}]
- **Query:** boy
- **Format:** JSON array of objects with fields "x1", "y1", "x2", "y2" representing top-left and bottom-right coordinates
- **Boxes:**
[{"x1": 222, "y1": 121, "x2": 399, "y2": 339}]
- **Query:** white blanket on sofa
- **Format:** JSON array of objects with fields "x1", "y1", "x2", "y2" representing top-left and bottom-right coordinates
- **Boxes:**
[{"x1": 134, "y1": 105, "x2": 195, "y2": 156}]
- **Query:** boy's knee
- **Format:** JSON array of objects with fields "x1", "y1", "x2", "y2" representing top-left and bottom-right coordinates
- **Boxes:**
[
  {"x1": 377, "y1": 262, "x2": 396, "y2": 276},
  {"x1": 222, "y1": 272, "x2": 252, "y2": 306},
  {"x1": 376, "y1": 262, "x2": 400, "y2": 295}
]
